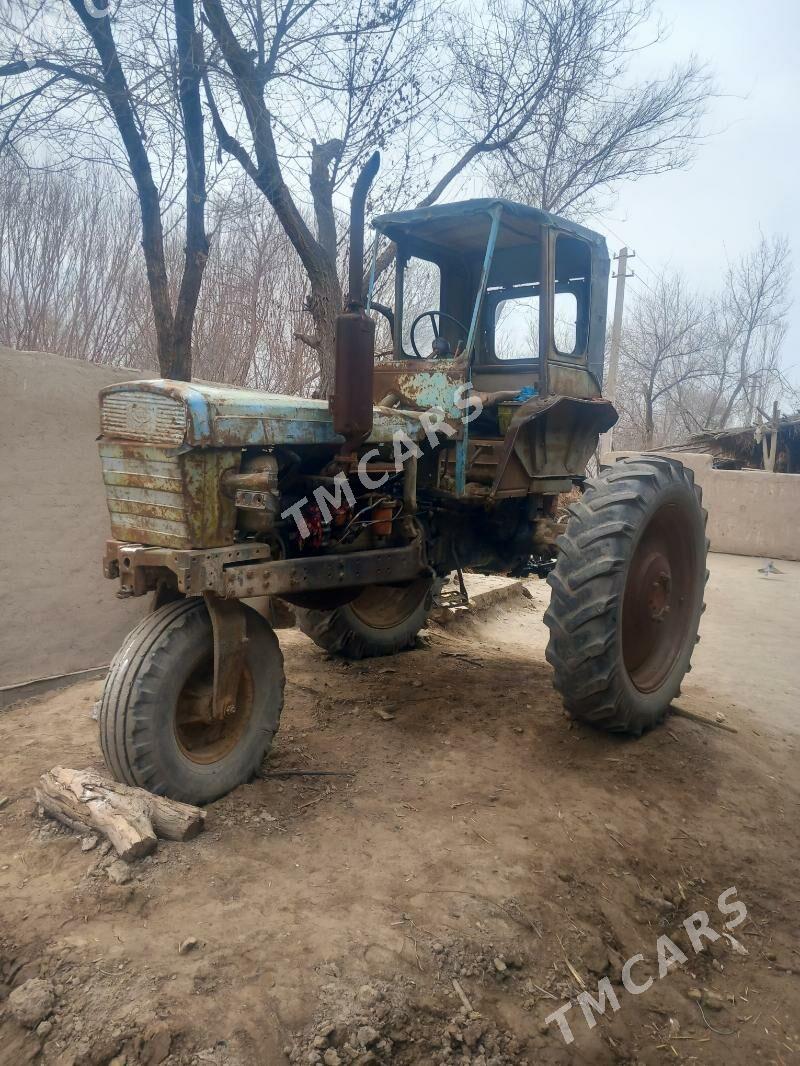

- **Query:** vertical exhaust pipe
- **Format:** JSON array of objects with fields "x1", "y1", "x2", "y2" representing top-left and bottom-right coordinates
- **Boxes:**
[
  {"x1": 331, "y1": 152, "x2": 380, "y2": 447},
  {"x1": 346, "y1": 151, "x2": 381, "y2": 308}
]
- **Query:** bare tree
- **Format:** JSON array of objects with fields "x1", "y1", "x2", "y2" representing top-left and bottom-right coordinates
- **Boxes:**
[
  {"x1": 613, "y1": 235, "x2": 793, "y2": 450},
  {"x1": 614, "y1": 272, "x2": 708, "y2": 448},
  {"x1": 2, "y1": 0, "x2": 711, "y2": 387},
  {"x1": 0, "y1": 157, "x2": 151, "y2": 366},
  {"x1": 200, "y1": 0, "x2": 712, "y2": 390},
  {"x1": 199, "y1": 0, "x2": 433, "y2": 391},
  {"x1": 487, "y1": 18, "x2": 710, "y2": 219},
  {"x1": 192, "y1": 178, "x2": 319, "y2": 392},
  {"x1": 0, "y1": 156, "x2": 321, "y2": 390},
  {"x1": 705, "y1": 234, "x2": 791, "y2": 429},
  {"x1": 0, "y1": 0, "x2": 209, "y2": 379}
]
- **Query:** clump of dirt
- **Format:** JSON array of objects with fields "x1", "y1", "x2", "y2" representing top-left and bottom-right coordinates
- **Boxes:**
[
  {"x1": 287, "y1": 976, "x2": 530, "y2": 1065},
  {"x1": 424, "y1": 937, "x2": 529, "y2": 984},
  {"x1": 0, "y1": 933, "x2": 181, "y2": 1066}
]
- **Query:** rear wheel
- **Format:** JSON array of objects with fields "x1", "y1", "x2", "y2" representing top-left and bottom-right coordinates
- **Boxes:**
[
  {"x1": 544, "y1": 456, "x2": 708, "y2": 734},
  {"x1": 294, "y1": 578, "x2": 436, "y2": 659},
  {"x1": 99, "y1": 599, "x2": 284, "y2": 803}
]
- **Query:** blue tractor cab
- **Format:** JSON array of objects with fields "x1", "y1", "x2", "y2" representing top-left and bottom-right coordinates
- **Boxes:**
[
  {"x1": 363, "y1": 199, "x2": 615, "y2": 496},
  {"x1": 369, "y1": 198, "x2": 609, "y2": 398}
]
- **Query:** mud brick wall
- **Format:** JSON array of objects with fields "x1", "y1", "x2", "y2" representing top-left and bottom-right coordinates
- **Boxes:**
[
  {"x1": 605, "y1": 450, "x2": 800, "y2": 562},
  {"x1": 0, "y1": 349, "x2": 148, "y2": 689}
]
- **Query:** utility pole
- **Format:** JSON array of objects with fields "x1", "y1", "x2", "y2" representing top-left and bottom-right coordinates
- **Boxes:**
[{"x1": 599, "y1": 247, "x2": 634, "y2": 459}]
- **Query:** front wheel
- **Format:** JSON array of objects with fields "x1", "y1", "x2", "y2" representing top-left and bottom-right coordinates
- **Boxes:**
[
  {"x1": 544, "y1": 456, "x2": 708, "y2": 734},
  {"x1": 99, "y1": 599, "x2": 285, "y2": 803},
  {"x1": 294, "y1": 578, "x2": 436, "y2": 659}
]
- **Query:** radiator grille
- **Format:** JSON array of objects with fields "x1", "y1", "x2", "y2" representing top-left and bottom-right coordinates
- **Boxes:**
[
  {"x1": 101, "y1": 391, "x2": 186, "y2": 445},
  {"x1": 100, "y1": 444, "x2": 191, "y2": 547}
]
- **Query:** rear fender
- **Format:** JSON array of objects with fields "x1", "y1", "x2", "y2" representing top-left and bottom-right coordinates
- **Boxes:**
[{"x1": 491, "y1": 395, "x2": 617, "y2": 495}]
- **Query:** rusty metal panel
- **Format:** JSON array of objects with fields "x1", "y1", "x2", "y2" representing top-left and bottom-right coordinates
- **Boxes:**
[
  {"x1": 106, "y1": 540, "x2": 271, "y2": 595},
  {"x1": 226, "y1": 542, "x2": 426, "y2": 598},
  {"x1": 373, "y1": 360, "x2": 468, "y2": 420},
  {"x1": 546, "y1": 362, "x2": 602, "y2": 400},
  {"x1": 203, "y1": 592, "x2": 248, "y2": 720},
  {"x1": 211, "y1": 400, "x2": 430, "y2": 447},
  {"x1": 99, "y1": 442, "x2": 239, "y2": 549}
]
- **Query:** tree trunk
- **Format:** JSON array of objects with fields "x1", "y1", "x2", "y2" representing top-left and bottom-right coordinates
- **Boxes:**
[
  {"x1": 68, "y1": 0, "x2": 189, "y2": 381},
  {"x1": 644, "y1": 397, "x2": 655, "y2": 450},
  {"x1": 66, "y1": 0, "x2": 209, "y2": 383},
  {"x1": 718, "y1": 380, "x2": 743, "y2": 430},
  {"x1": 170, "y1": 0, "x2": 210, "y2": 382},
  {"x1": 200, "y1": 0, "x2": 363, "y2": 395},
  {"x1": 308, "y1": 269, "x2": 342, "y2": 395}
]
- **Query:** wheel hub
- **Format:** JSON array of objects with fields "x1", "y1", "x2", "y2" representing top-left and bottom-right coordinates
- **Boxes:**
[
  {"x1": 174, "y1": 659, "x2": 254, "y2": 764},
  {"x1": 348, "y1": 579, "x2": 432, "y2": 630},
  {"x1": 640, "y1": 555, "x2": 672, "y2": 622},
  {"x1": 621, "y1": 501, "x2": 698, "y2": 694}
]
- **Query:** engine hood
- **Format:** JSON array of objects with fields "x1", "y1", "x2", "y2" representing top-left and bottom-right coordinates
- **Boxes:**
[{"x1": 99, "y1": 379, "x2": 429, "y2": 449}]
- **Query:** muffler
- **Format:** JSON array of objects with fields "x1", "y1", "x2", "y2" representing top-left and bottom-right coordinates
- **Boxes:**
[{"x1": 330, "y1": 151, "x2": 380, "y2": 449}]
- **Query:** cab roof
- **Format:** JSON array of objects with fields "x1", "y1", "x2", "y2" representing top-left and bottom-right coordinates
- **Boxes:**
[{"x1": 371, "y1": 198, "x2": 607, "y2": 261}]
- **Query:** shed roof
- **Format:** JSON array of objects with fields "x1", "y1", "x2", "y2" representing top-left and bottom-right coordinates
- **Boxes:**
[{"x1": 669, "y1": 412, "x2": 800, "y2": 454}]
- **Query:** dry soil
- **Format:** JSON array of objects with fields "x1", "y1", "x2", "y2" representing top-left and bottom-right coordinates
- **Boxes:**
[{"x1": 1, "y1": 555, "x2": 798, "y2": 1066}]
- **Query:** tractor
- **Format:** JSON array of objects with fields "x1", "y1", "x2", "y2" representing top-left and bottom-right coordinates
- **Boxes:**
[{"x1": 97, "y1": 156, "x2": 708, "y2": 804}]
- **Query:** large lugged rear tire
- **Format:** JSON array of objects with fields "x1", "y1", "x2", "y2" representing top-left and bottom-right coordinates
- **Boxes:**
[
  {"x1": 544, "y1": 456, "x2": 708, "y2": 734},
  {"x1": 99, "y1": 599, "x2": 285, "y2": 803},
  {"x1": 294, "y1": 578, "x2": 436, "y2": 659}
]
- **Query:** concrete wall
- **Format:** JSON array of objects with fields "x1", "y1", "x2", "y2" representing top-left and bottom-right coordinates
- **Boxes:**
[
  {"x1": 0, "y1": 349, "x2": 148, "y2": 689},
  {"x1": 605, "y1": 450, "x2": 800, "y2": 562}
]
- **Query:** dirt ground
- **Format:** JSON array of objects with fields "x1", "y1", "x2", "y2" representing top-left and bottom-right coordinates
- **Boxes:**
[{"x1": 1, "y1": 554, "x2": 798, "y2": 1066}]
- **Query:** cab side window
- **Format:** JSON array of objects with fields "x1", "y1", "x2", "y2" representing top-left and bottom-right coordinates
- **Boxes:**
[
  {"x1": 492, "y1": 286, "x2": 540, "y2": 362},
  {"x1": 554, "y1": 236, "x2": 591, "y2": 358}
]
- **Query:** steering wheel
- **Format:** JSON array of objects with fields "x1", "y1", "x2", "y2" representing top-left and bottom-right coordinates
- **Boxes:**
[{"x1": 409, "y1": 310, "x2": 468, "y2": 360}]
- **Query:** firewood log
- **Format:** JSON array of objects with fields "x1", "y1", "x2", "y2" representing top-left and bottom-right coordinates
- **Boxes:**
[{"x1": 35, "y1": 767, "x2": 205, "y2": 861}]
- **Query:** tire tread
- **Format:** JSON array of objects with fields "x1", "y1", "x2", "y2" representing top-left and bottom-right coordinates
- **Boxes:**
[
  {"x1": 99, "y1": 599, "x2": 285, "y2": 802},
  {"x1": 544, "y1": 456, "x2": 708, "y2": 734}
]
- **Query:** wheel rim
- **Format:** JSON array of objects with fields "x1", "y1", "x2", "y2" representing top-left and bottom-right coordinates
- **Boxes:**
[
  {"x1": 348, "y1": 579, "x2": 431, "y2": 630},
  {"x1": 621, "y1": 499, "x2": 699, "y2": 694},
  {"x1": 174, "y1": 656, "x2": 254, "y2": 764}
]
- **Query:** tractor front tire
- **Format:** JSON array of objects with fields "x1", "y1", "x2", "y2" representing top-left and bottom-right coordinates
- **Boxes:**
[
  {"x1": 544, "y1": 456, "x2": 708, "y2": 734},
  {"x1": 99, "y1": 599, "x2": 285, "y2": 804},
  {"x1": 294, "y1": 578, "x2": 436, "y2": 659}
]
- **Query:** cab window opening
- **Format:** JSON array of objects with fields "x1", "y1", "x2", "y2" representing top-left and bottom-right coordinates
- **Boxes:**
[
  {"x1": 553, "y1": 235, "x2": 591, "y2": 359},
  {"x1": 490, "y1": 284, "x2": 541, "y2": 362},
  {"x1": 399, "y1": 256, "x2": 442, "y2": 357}
]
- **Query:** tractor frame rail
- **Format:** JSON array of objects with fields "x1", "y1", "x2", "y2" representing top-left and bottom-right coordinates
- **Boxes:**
[{"x1": 103, "y1": 539, "x2": 429, "y2": 600}]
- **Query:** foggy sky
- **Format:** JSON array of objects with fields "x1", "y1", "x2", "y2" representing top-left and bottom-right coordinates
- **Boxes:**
[{"x1": 586, "y1": 0, "x2": 800, "y2": 388}]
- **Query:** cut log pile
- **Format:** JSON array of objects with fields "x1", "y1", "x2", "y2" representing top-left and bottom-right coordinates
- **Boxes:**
[{"x1": 35, "y1": 767, "x2": 205, "y2": 861}]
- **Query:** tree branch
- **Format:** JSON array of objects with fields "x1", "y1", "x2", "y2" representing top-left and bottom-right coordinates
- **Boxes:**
[
  {"x1": 0, "y1": 58, "x2": 104, "y2": 91},
  {"x1": 201, "y1": 0, "x2": 327, "y2": 282}
]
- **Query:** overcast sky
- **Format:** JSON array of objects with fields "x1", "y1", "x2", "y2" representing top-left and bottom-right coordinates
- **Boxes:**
[{"x1": 585, "y1": 0, "x2": 800, "y2": 385}]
